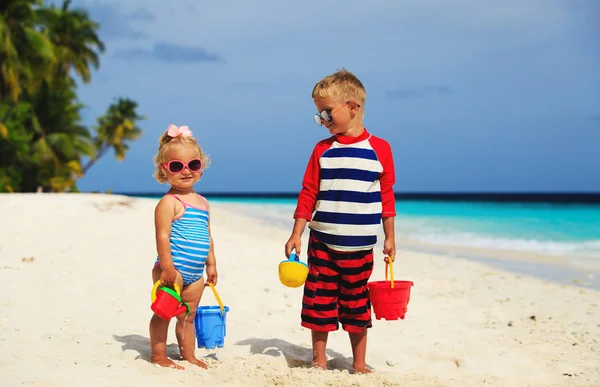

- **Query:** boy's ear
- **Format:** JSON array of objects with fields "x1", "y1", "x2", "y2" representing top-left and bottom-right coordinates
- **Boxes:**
[{"x1": 348, "y1": 100, "x2": 361, "y2": 111}]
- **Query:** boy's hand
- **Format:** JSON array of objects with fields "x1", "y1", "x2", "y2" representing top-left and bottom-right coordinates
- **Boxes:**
[
  {"x1": 383, "y1": 237, "x2": 396, "y2": 263},
  {"x1": 285, "y1": 235, "x2": 302, "y2": 258},
  {"x1": 205, "y1": 264, "x2": 218, "y2": 286},
  {"x1": 160, "y1": 268, "x2": 178, "y2": 286}
]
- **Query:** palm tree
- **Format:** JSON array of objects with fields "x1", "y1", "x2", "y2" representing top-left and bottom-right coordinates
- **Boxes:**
[
  {"x1": 0, "y1": 0, "x2": 55, "y2": 103},
  {"x1": 82, "y1": 98, "x2": 144, "y2": 175},
  {"x1": 36, "y1": 0, "x2": 104, "y2": 82},
  {"x1": 25, "y1": 0, "x2": 105, "y2": 191},
  {"x1": 29, "y1": 76, "x2": 94, "y2": 191},
  {"x1": 0, "y1": 1, "x2": 144, "y2": 192},
  {"x1": 11, "y1": 0, "x2": 106, "y2": 191}
]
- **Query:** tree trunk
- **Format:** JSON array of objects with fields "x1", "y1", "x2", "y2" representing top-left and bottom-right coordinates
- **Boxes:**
[{"x1": 80, "y1": 143, "x2": 110, "y2": 175}]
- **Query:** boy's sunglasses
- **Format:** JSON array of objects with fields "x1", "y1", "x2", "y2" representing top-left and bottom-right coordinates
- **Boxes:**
[
  {"x1": 162, "y1": 159, "x2": 202, "y2": 174},
  {"x1": 313, "y1": 101, "x2": 360, "y2": 126}
]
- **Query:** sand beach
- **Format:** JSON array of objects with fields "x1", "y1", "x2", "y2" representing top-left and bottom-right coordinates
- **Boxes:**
[{"x1": 0, "y1": 193, "x2": 598, "y2": 386}]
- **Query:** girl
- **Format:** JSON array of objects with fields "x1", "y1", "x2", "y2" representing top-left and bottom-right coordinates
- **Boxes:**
[{"x1": 149, "y1": 124, "x2": 217, "y2": 369}]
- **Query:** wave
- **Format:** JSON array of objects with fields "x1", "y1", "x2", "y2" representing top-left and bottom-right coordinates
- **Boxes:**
[
  {"x1": 221, "y1": 202, "x2": 600, "y2": 258},
  {"x1": 395, "y1": 217, "x2": 600, "y2": 258},
  {"x1": 405, "y1": 232, "x2": 600, "y2": 258}
]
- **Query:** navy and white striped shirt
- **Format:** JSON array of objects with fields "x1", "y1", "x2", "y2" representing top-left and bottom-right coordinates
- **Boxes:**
[{"x1": 294, "y1": 129, "x2": 396, "y2": 252}]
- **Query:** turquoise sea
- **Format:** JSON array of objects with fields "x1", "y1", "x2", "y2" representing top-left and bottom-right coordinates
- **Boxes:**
[
  {"x1": 133, "y1": 194, "x2": 600, "y2": 286},
  {"x1": 136, "y1": 195, "x2": 600, "y2": 258}
]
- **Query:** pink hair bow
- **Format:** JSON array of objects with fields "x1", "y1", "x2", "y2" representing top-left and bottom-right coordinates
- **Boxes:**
[{"x1": 167, "y1": 124, "x2": 193, "y2": 138}]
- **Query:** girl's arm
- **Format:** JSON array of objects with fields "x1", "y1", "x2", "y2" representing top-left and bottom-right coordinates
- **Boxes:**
[
  {"x1": 204, "y1": 201, "x2": 218, "y2": 285},
  {"x1": 155, "y1": 196, "x2": 178, "y2": 285}
]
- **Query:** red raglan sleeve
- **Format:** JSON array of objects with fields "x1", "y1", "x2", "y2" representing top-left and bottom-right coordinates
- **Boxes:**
[
  {"x1": 370, "y1": 137, "x2": 396, "y2": 217},
  {"x1": 293, "y1": 142, "x2": 326, "y2": 220}
]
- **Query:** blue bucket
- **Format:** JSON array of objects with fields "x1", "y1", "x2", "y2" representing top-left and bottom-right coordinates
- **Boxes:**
[
  {"x1": 195, "y1": 306, "x2": 230, "y2": 349},
  {"x1": 194, "y1": 284, "x2": 229, "y2": 349}
]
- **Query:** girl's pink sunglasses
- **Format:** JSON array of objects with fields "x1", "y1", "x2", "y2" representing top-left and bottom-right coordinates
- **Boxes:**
[{"x1": 162, "y1": 159, "x2": 202, "y2": 174}]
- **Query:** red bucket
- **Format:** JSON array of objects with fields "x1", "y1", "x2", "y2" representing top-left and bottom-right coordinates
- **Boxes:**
[{"x1": 368, "y1": 261, "x2": 414, "y2": 321}]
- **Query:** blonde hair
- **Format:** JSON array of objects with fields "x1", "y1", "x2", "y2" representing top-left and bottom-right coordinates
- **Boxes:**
[
  {"x1": 153, "y1": 128, "x2": 211, "y2": 184},
  {"x1": 312, "y1": 68, "x2": 366, "y2": 106}
]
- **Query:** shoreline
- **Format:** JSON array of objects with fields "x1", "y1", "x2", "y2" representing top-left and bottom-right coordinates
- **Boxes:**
[
  {"x1": 399, "y1": 243, "x2": 600, "y2": 290},
  {"x1": 204, "y1": 199, "x2": 600, "y2": 290}
]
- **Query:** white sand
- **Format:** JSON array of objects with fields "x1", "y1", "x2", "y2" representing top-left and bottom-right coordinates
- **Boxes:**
[{"x1": 0, "y1": 193, "x2": 598, "y2": 387}]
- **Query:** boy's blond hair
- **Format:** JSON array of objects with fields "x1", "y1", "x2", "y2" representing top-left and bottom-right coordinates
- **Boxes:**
[
  {"x1": 312, "y1": 68, "x2": 366, "y2": 106},
  {"x1": 153, "y1": 130, "x2": 211, "y2": 184}
]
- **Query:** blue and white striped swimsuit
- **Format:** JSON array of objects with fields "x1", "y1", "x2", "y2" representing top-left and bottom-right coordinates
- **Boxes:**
[{"x1": 155, "y1": 195, "x2": 210, "y2": 286}]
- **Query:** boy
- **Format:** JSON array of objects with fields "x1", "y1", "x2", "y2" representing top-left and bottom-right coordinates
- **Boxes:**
[{"x1": 284, "y1": 69, "x2": 397, "y2": 374}]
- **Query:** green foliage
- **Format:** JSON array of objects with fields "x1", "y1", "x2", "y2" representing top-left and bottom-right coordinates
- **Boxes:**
[
  {"x1": 0, "y1": 103, "x2": 36, "y2": 192},
  {"x1": 0, "y1": 0, "x2": 144, "y2": 192},
  {"x1": 83, "y1": 98, "x2": 145, "y2": 174}
]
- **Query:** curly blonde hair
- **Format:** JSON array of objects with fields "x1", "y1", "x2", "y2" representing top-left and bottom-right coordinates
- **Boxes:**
[
  {"x1": 312, "y1": 68, "x2": 366, "y2": 107},
  {"x1": 153, "y1": 128, "x2": 211, "y2": 184}
]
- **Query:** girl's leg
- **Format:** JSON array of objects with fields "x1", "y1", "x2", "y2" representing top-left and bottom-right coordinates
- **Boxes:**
[
  {"x1": 149, "y1": 265, "x2": 184, "y2": 369},
  {"x1": 176, "y1": 277, "x2": 206, "y2": 368}
]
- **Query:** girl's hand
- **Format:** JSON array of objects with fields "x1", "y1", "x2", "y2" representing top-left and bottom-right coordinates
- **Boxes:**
[
  {"x1": 205, "y1": 264, "x2": 218, "y2": 286},
  {"x1": 160, "y1": 268, "x2": 178, "y2": 286}
]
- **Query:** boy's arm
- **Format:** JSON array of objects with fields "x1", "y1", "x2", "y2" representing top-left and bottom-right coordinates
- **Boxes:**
[
  {"x1": 290, "y1": 218, "x2": 308, "y2": 237},
  {"x1": 382, "y1": 216, "x2": 396, "y2": 260},
  {"x1": 377, "y1": 140, "x2": 396, "y2": 219},
  {"x1": 293, "y1": 143, "x2": 323, "y2": 221},
  {"x1": 285, "y1": 217, "x2": 308, "y2": 257},
  {"x1": 371, "y1": 137, "x2": 397, "y2": 260},
  {"x1": 286, "y1": 143, "x2": 324, "y2": 257}
]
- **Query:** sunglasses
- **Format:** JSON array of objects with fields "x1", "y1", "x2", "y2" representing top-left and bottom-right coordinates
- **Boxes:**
[
  {"x1": 313, "y1": 101, "x2": 360, "y2": 126},
  {"x1": 162, "y1": 159, "x2": 203, "y2": 174}
]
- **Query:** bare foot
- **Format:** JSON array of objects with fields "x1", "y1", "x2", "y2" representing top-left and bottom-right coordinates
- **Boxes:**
[
  {"x1": 151, "y1": 357, "x2": 184, "y2": 370},
  {"x1": 185, "y1": 357, "x2": 208, "y2": 369},
  {"x1": 311, "y1": 360, "x2": 327, "y2": 370},
  {"x1": 353, "y1": 365, "x2": 372, "y2": 374}
]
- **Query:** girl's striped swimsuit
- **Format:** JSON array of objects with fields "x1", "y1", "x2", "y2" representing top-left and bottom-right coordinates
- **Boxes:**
[{"x1": 154, "y1": 195, "x2": 210, "y2": 286}]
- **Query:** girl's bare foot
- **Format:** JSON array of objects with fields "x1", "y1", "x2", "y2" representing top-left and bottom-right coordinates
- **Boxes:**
[
  {"x1": 151, "y1": 356, "x2": 184, "y2": 370},
  {"x1": 353, "y1": 365, "x2": 372, "y2": 374},
  {"x1": 185, "y1": 357, "x2": 208, "y2": 369}
]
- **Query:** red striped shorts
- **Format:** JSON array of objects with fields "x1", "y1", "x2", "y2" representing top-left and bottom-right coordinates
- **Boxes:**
[{"x1": 300, "y1": 233, "x2": 374, "y2": 333}]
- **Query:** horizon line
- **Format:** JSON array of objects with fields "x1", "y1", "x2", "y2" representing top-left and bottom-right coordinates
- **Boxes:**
[{"x1": 111, "y1": 191, "x2": 600, "y2": 204}]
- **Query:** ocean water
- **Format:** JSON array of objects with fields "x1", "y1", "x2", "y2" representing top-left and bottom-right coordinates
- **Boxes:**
[
  {"x1": 203, "y1": 197, "x2": 600, "y2": 261},
  {"x1": 133, "y1": 194, "x2": 600, "y2": 287}
]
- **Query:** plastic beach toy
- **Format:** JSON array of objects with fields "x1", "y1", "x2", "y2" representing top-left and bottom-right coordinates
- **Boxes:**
[
  {"x1": 367, "y1": 258, "x2": 414, "y2": 320},
  {"x1": 150, "y1": 281, "x2": 190, "y2": 320},
  {"x1": 195, "y1": 283, "x2": 230, "y2": 349},
  {"x1": 278, "y1": 253, "x2": 309, "y2": 288}
]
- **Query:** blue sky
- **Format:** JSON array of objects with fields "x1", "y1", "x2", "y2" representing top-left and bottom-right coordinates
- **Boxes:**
[{"x1": 70, "y1": 0, "x2": 600, "y2": 193}]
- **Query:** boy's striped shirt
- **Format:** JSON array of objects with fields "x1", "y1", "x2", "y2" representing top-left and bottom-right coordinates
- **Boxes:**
[{"x1": 294, "y1": 129, "x2": 396, "y2": 252}]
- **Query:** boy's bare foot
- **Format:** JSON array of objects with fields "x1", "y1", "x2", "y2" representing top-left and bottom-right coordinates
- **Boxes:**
[
  {"x1": 151, "y1": 357, "x2": 184, "y2": 370},
  {"x1": 185, "y1": 357, "x2": 208, "y2": 369},
  {"x1": 311, "y1": 360, "x2": 327, "y2": 370}
]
